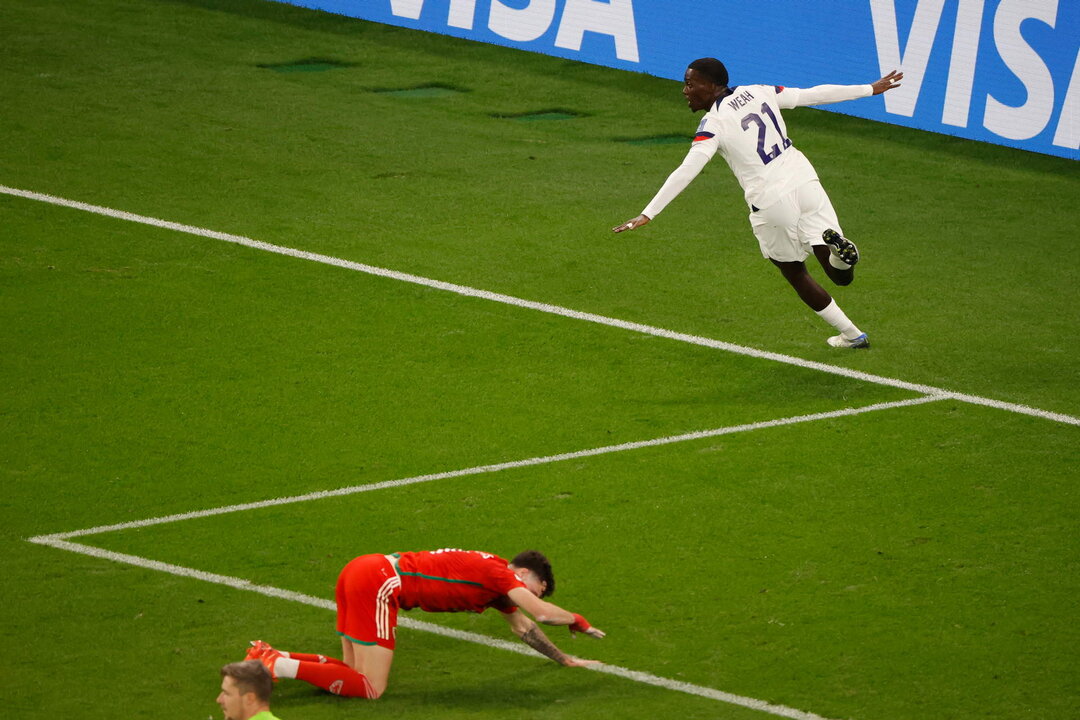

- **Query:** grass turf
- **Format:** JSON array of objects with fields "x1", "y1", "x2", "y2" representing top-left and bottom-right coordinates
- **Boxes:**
[{"x1": 1, "y1": 0, "x2": 1078, "y2": 718}]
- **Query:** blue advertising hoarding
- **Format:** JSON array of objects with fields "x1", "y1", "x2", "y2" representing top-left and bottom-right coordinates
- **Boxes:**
[{"x1": 269, "y1": 0, "x2": 1078, "y2": 159}]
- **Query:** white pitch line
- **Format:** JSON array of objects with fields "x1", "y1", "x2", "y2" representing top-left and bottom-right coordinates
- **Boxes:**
[
  {"x1": 32, "y1": 395, "x2": 946, "y2": 542},
  {"x1": 2, "y1": 184, "x2": 1076, "y2": 427},
  {"x1": 27, "y1": 535, "x2": 835, "y2": 720},
  {"x1": 20, "y1": 397, "x2": 944, "y2": 718},
  {"x1": 935, "y1": 390, "x2": 1080, "y2": 426}
]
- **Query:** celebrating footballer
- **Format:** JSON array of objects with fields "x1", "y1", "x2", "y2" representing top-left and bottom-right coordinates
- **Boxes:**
[{"x1": 614, "y1": 57, "x2": 903, "y2": 349}]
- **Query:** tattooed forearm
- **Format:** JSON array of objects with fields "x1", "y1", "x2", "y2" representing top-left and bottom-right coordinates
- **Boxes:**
[{"x1": 521, "y1": 626, "x2": 568, "y2": 665}]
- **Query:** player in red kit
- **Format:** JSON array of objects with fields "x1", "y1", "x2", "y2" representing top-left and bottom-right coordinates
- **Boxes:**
[{"x1": 242, "y1": 549, "x2": 604, "y2": 699}]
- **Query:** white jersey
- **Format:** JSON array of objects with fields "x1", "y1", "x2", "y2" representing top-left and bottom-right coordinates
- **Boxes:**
[{"x1": 642, "y1": 83, "x2": 873, "y2": 217}]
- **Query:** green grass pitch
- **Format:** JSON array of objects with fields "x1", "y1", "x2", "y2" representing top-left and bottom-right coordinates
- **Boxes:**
[{"x1": 1, "y1": 0, "x2": 1078, "y2": 718}]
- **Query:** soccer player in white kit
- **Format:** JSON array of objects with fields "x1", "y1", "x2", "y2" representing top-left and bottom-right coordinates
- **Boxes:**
[{"x1": 614, "y1": 58, "x2": 903, "y2": 348}]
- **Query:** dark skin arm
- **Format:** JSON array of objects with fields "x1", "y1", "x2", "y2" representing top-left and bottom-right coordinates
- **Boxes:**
[{"x1": 871, "y1": 70, "x2": 903, "y2": 94}]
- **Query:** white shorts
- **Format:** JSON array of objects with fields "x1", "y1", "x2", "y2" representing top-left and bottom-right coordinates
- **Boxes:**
[{"x1": 748, "y1": 180, "x2": 842, "y2": 263}]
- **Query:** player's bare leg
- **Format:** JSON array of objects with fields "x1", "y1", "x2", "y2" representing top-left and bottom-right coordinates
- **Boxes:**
[
  {"x1": 817, "y1": 229, "x2": 861, "y2": 286},
  {"x1": 341, "y1": 635, "x2": 354, "y2": 667},
  {"x1": 771, "y1": 259, "x2": 867, "y2": 347},
  {"x1": 771, "y1": 258, "x2": 832, "y2": 311},
  {"x1": 813, "y1": 244, "x2": 854, "y2": 286},
  {"x1": 342, "y1": 637, "x2": 394, "y2": 697}
]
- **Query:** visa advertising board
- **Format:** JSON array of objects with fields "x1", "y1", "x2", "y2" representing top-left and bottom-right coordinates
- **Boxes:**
[{"x1": 269, "y1": 0, "x2": 1078, "y2": 159}]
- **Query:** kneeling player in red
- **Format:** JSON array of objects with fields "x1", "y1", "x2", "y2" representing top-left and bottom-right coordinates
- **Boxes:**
[{"x1": 243, "y1": 549, "x2": 604, "y2": 699}]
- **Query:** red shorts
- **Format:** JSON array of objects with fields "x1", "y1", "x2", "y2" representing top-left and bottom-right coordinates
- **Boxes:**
[{"x1": 335, "y1": 554, "x2": 402, "y2": 651}]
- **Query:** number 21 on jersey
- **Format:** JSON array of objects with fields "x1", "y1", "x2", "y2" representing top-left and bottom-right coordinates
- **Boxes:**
[{"x1": 741, "y1": 102, "x2": 791, "y2": 165}]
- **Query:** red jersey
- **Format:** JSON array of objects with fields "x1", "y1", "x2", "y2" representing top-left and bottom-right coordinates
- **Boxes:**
[{"x1": 395, "y1": 549, "x2": 526, "y2": 614}]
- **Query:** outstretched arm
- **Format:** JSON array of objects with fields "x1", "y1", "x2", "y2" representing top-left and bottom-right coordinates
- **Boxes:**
[
  {"x1": 503, "y1": 587, "x2": 605, "y2": 666},
  {"x1": 505, "y1": 587, "x2": 605, "y2": 638},
  {"x1": 613, "y1": 146, "x2": 712, "y2": 232},
  {"x1": 778, "y1": 70, "x2": 904, "y2": 108},
  {"x1": 504, "y1": 610, "x2": 601, "y2": 667}
]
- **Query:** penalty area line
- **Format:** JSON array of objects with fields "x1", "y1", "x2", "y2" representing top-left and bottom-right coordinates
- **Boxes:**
[
  {"x1": 2, "y1": 184, "x2": 1076, "y2": 427},
  {"x1": 32, "y1": 395, "x2": 946, "y2": 542},
  {"x1": 27, "y1": 536, "x2": 836, "y2": 720}
]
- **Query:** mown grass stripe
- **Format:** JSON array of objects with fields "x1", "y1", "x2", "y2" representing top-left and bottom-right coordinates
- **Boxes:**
[
  {"x1": 29, "y1": 396, "x2": 946, "y2": 542},
  {"x1": 2, "y1": 184, "x2": 1076, "y2": 427}
]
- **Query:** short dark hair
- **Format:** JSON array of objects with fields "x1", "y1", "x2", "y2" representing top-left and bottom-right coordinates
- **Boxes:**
[
  {"x1": 512, "y1": 550, "x2": 555, "y2": 598},
  {"x1": 688, "y1": 57, "x2": 729, "y2": 87},
  {"x1": 221, "y1": 660, "x2": 273, "y2": 703}
]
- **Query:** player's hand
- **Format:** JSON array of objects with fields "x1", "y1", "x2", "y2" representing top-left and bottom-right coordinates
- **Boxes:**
[
  {"x1": 563, "y1": 656, "x2": 602, "y2": 667},
  {"x1": 569, "y1": 613, "x2": 604, "y2": 639},
  {"x1": 570, "y1": 624, "x2": 605, "y2": 639},
  {"x1": 579, "y1": 626, "x2": 605, "y2": 639},
  {"x1": 612, "y1": 214, "x2": 650, "y2": 233},
  {"x1": 871, "y1": 70, "x2": 903, "y2": 95}
]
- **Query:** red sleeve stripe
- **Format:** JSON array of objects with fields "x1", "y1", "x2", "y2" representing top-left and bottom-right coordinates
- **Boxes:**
[{"x1": 693, "y1": 132, "x2": 715, "y2": 141}]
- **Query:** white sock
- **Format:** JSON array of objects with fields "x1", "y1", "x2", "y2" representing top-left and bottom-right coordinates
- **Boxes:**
[
  {"x1": 274, "y1": 657, "x2": 300, "y2": 679},
  {"x1": 828, "y1": 253, "x2": 851, "y2": 270},
  {"x1": 815, "y1": 299, "x2": 862, "y2": 339}
]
